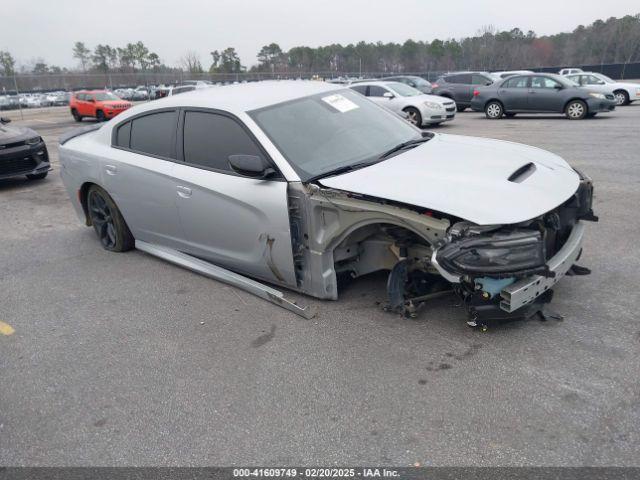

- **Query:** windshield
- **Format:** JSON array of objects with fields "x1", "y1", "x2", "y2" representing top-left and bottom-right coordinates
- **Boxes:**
[
  {"x1": 94, "y1": 92, "x2": 120, "y2": 101},
  {"x1": 249, "y1": 89, "x2": 421, "y2": 181},
  {"x1": 594, "y1": 73, "x2": 614, "y2": 83},
  {"x1": 386, "y1": 82, "x2": 421, "y2": 97}
]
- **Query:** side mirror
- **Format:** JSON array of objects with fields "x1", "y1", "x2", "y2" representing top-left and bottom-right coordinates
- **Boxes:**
[
  {"x1": 88, "y1": 98, "x2": 95, "y2": 103},
  {"x1": 383, "y1": 91, "x2": 395, "y2": 99},
  {"x1": 485, "y1": 81, "x2": 492, "y2": 86},
  {"x1": 0, "y1": 117, "x2": 11, "y2": 124},
  {"x1": 554, "y1": 84, "x2": 563, "y2": 90},
  {"x1": 228, "y1": 154, "x2": 275, "y2": 179}
]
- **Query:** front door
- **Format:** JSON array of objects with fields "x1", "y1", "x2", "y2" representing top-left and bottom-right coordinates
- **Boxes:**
[
  {"x1": 366, "y1": 85, "x2": 403, "y2": 116},
  {"x1": 171, "y1": 109, "x2": 297, "y2": 287},
  {"x1": 528, "y1": 76, "x2": 566, "y2": 112}
]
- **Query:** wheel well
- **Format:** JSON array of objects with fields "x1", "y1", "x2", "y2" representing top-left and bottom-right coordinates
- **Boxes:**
[
  {"x1": 563, "y1": 97, "x2": 588, "y2": 112},
  {"x1": 485, "y1": 98, "x2": 503, "y2": 109},
  {"x1": 332, "y1": 223, "x2": 430, "y2": 283},
  {"x1": 79, "y1": 182, "x2": 97, "y2": 226}
]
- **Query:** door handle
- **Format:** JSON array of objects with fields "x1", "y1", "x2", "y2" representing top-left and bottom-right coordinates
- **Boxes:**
[
  {"x1": 104, "y1": 164, "x2": 117, "y2": 175},
  {"x1": 176, "y1": 186, "x2": 192, "y2": 198}
]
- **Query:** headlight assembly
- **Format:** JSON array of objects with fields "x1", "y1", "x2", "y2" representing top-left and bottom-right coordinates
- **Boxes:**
[
  {"x1": 588, "y1": 93, "x2": 606, "y2": 100},
  {"x1": 424, "y1": 101, "x2": 443, "y2": 109},
  {"x1": 26, "y1": 136, "x2": 42, "y2": 145},
  {"x1": 435, "y1": 229, "x2": 548, "y2": 277}
]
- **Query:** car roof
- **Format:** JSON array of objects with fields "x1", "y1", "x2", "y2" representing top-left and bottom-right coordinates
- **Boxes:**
[
  {"x1": 120, "y1": 81, "x2": 342, "y2": 114},
  {"x1": 348, "y1": 80, "x2": 404, "y2": 88}
]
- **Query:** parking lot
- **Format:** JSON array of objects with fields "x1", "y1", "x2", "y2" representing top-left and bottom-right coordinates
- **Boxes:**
[{"x1": 1, "y1": 102, "x2": 639, "y2": 466}]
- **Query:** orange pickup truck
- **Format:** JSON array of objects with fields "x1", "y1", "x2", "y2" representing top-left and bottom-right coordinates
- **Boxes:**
[{"x1": 70, "y1": 90, "x2": 132, "y2": 122}]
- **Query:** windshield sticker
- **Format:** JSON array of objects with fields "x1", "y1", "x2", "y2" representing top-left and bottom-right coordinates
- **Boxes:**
[{"x1": 321, "y1": 94, "x2": 359, "y2": 113}]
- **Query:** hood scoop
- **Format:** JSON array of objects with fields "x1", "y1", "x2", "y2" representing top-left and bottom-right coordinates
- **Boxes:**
[{"x1": 508, "y1": 162, "x2": 537, "y2": 183}]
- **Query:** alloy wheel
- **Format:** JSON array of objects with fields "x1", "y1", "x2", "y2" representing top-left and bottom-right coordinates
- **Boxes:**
[
  {"x1": 614, "y1": 92, "x2": 626, "y2": 106},
  {"x1": 406, "y1": 110, "x2": 419, "y2": 125},
  {"x1": 89, "y1": 191, "x2": 116, "y2": 249}
]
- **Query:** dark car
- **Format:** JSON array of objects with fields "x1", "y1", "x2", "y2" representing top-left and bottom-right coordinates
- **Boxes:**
[
  {"x1": 382, "y1": 75, "x2": 433, "y2": 94},
  {"x1": 470, "y1": 73, "x2": 617, "y2": 120},
  {"x1": 431, "y1": 71, "x2": 499, "y2": 111},
  {"x1": 0, "y1": 117, "x2": 50, "y2": 181}
]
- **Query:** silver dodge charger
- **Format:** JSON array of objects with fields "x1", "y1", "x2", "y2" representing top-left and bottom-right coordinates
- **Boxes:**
[{"x1": 59, "y1": 81, "x2": 597, "y2": 329}]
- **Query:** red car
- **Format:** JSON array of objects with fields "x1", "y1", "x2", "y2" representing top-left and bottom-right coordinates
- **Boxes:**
[{"x1": 69, "y1": 90, "x2": 132, "y2": 122}]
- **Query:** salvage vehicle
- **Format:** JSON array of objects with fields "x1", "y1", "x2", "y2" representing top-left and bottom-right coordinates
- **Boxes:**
[
  {"x1": 564, "y1": 72, "x2": 640, "y2": 106},
  {"x1": 70, "y1": 90, "x2": 132, "y2": 122},
  {"x1": 0, "y1": 117, "x2": 50, "y2": 180},
  {"x1": 58, "y1": 81, "x2": 597, "y2": 329},
  {"x1": 470, "y1": 74, "x2": 617, "y2": 119},
  {"x1": 349, "y1": 81, "x2": 456, "y2": 126}
]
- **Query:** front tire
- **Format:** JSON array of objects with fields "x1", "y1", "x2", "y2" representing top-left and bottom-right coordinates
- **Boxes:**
[
  {"x1": 565, "y1": 100, "x2": 587, "y2": 120},
  {"x1": 87, "y1": 185, "x2": 134, "y2": 252},
  {"x1": 614, "y1": 90, "x2": 630, "y2": 106},
  {"x1": 456, "y1": 105, "x2": 466, "y2": 112},
  {"x1": 485, "y1": 101, "x2": 503, "y2": 119},
  {"x1": 71, "y1": 109, "x2": 82, "y2": 122},
  {"x1": 96, "y1": 110, "x2": 106, "y2": 122},
  {"x1": 26, "y1": 172, "x2": 48, "y2": 180},
  {"x1": 403, "y1": 107, "x2": 422, "y2": 127}
]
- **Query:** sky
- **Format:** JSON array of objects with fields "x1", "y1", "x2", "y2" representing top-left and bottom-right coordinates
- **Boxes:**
[{"x1": 1, "y1": 0, "x2": 638, "y2": 70}]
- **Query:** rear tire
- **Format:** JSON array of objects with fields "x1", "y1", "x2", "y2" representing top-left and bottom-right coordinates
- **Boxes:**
[
  {"x1": 614, "y1": 90, "x2": 630, "y2": 106},
  {"x1": 403, "y1": 107, "x2": 422, "y2": 127},
  {"x1": 26, "y1": 172, "x2": 48, "y2": 180},
  {"x1": 87, "y1": 185, "x2": 134, "y2": 252},
  {"x1": 565, "y1": 100, "x2": 587, "y2": 120},
  {"x1": 96, "y1": 110, "x2": 106, "y2": 122},
  {"x1": 484, "y1": 101, "x2": 503, "y2": 119},
  {"x1": 71, "y1": 109, "x2": 82, "y2": 122}
]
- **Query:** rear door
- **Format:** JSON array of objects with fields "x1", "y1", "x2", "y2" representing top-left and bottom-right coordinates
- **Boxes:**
[
  {"x1": 171, "y1": 108, "x2": 297, "y2": 286},
  {"x1": 104, "y1": 109, "x2": 185, "y2": 248},
  {"x1": 528, "y1": 76, "x2": 565, "y2": 112},
  {"x1": 498, "y1": 76, "x2": 530, "y2": 110}
]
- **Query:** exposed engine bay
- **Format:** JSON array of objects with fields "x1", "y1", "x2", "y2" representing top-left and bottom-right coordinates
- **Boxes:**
[{"x1": 288, "y1": 170, "x2": 597, "y2": 329}]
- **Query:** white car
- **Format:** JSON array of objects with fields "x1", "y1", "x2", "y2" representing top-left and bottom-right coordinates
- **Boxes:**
[
  {"x1": 492, "y1": 70, "x2": 534, "y2": 79},
  {"x1": 559, "y1": 68, "x2": 583, "y2": 76},
  {"x1": 58, "y1": 81, "x2": 597, "y2": 329},
  {"x1": 350, "y1": 81, "x2": 456, "y2": 127},
  {"x1": 564, "y1": 72, "x2": 640, "y2": 106}
]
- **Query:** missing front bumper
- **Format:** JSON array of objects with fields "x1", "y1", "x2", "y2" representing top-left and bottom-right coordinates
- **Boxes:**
[{"x1": 500, "y1": 222, "x2": 585, "y2": 312}]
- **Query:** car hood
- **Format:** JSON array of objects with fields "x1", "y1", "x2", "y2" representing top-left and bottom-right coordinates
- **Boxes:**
[
  {"x1": 318, "y1": 133, "x2": 580, "y2": 225},
  {"x1": 416, "y1": 93, "x2": 452, "y2": 105},
  {"x1": 0, "y1": 123, "x2": 36, "y2": 145}
]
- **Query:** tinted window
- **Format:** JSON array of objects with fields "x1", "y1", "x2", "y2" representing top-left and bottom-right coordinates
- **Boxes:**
[
  {"x1": 350, "y1": 85, "x2": 367, "y2": 95},
  {"x1": 504, "y1": 76, "x2": 529, "y2": 88},
  {"x1": 531, "y1": 76, "x2": 561, "y2": 89},
  {"x1": 183, "y1": 111, "x2": 263, "y2": 172},
  {"x1": 115, "y1": 121, "x2": 131, "y2": 148},
  {"x1": 472, "y1": 74, "x2": 491, "y2": 85},
  {"x1": 368, "y1": 86, "x2": 388, "y2": 97},
  {"x1": 172, "y1": 86, "x2": 195, "y2": 95},
  {"x1": 130, "y1": 111, "x2": 176, "y2": 158},
  {"x1": 446, "y1": 74, "x2": 472, "y2": 84}
]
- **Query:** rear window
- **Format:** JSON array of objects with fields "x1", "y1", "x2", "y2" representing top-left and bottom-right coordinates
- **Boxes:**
[{"x1": 129, "y1": 111, "x2": 177, "y2": 158}]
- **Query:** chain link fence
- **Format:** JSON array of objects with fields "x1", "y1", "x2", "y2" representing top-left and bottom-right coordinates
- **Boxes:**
[{"x1": 2, "y1": 61, "x2": 639, "y2": 96}]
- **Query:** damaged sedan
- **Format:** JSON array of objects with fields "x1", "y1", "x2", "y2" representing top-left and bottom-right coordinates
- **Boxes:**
[{"x1": 58, "y1": 81, "x2": 597, "y2": 329}]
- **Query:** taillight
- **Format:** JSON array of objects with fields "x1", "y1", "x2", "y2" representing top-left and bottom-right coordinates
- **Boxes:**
[
  {"x1": 431, "y1": 83, "x2": 439, "y2": 88},
  {"x1": 473, "y1": 89, "x2": 480, "y2": 96}
]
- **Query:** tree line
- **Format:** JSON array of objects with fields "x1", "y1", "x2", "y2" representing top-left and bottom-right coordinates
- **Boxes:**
[{"x1": 0, "y1": 14, "x2": 638, "y2": 77}]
